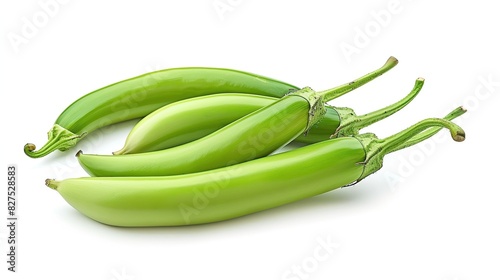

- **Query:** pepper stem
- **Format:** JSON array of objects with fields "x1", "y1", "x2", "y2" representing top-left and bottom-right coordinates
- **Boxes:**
[
  {"x1": 357, "y1": 117, "x2": 466, "y2": 181},
  {"x1": 24, "y1": 124, "x2": 84, "y2": 158},
  {"x1": 391, "y1": 106, "x2": 467, "y2": 152},
  {"x1": 333, "y1": 77, "x2": 424, "y2": 137},
  {"x1": 45, "y1": 179, "x2": 58, "y2": 190},
  {"x1": 317, "y1": 56, "x2": 398, "y2": 102},
  {"x1": 287, "y1": 56, "x2": 399, "y2": 132}
]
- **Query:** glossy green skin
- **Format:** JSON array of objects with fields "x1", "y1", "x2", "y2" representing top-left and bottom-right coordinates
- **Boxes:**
[
  {"x1": 55, "y1": 137, "x2": 365, "y2": 226},
  {"x1": 79, "y1": 95, "x2": 311, "y2": 176},
  {"x1": 56, "y1": 67, "x2": 298, "y2": 134},
  {"x1": 297, "y1": 104, "x2": 340, "y2": 143},
  {"x1": 116, "y1": 93, "x2": 340, "y2": 154}
]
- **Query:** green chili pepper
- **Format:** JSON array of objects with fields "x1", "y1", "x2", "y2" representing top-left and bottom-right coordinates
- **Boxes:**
[
  {"x1": 77, "y1": 57, "x2": 400, "y2": 176},
  {"x1": 24, "y1": 67, "x2": 301, "y2": 158},
  {"x1": 45, "y1": 116, "x2": 465, "y2": 227},
  {"x1": 114, "y1": 76, "x2": 423, "y2": 154}
]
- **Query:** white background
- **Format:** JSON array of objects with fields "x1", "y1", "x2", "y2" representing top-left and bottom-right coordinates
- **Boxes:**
[{"x1": 1, "y1": 1, "x2": 499, "y2": 279}]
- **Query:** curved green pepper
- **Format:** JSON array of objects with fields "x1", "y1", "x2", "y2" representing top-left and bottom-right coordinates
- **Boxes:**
[
  {"x1": 78, "y1": 57, "x2": 401, "y2": 176},
  {"x1": 46, "y1": 116, "x2": 465, "y2": 227},
  {"x1": 114, "y1": 75, "x2": 421, "y2": 154},
  {"x1": 24, "y1": 67, "x2": 299, "y2": 158}
]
